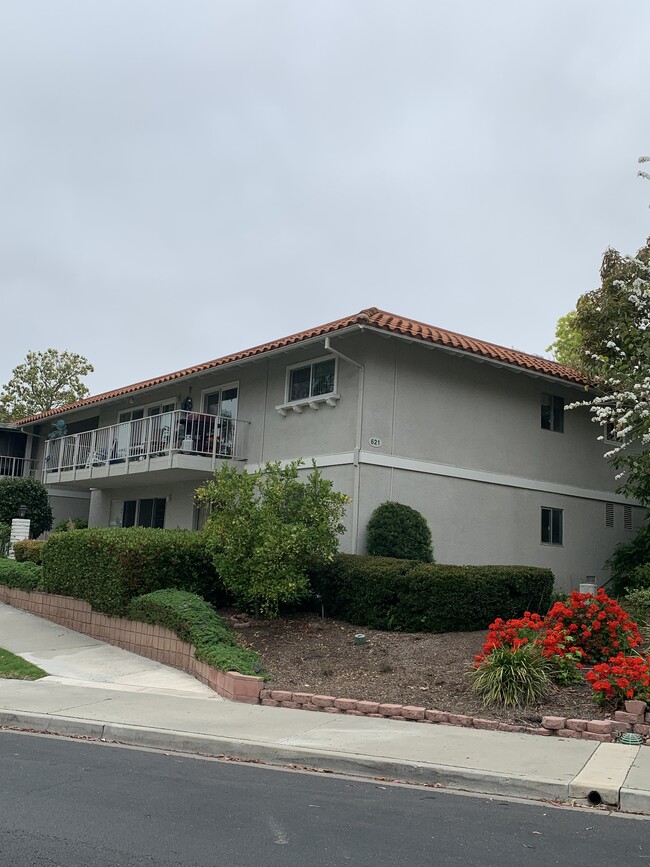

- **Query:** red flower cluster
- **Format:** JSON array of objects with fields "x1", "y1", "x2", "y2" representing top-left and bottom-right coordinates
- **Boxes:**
[
  {"x1": 586, "y1": 653, "x2": 650, "y2": 706},
  {"x1": 545, "y1": 590, "x2": 642, "y2": 664}
]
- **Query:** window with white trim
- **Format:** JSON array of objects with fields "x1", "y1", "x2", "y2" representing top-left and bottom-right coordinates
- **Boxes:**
[
  {"x1": 541, "y1": 507, "x2": 563, "y2": 545},
  {"x1": 541, "y1": 394, "x2": 564, "y2": 433},
  {"x1": 287, "y1": 357, "x2": 336, "y2": 403}
]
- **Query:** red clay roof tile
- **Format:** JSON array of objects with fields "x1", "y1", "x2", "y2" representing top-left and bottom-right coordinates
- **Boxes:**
[{"x1": 16, "y1": 307, "x2": 585, "y2": 424}]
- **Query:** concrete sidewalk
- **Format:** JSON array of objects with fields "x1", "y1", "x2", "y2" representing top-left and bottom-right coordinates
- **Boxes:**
[{"x1": 1, "y1": 604, "x2": 649, "y2": 814}]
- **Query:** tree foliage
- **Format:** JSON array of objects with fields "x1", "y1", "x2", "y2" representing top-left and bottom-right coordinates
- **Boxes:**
[
  {"x1": 565, "y1": 238, "x2": 650, "y2": 503},
  {"x1": 0, "y1": 349, "x2": 93, "y2": 421},
  {"x1": 545, "y1": 310, "x2": 586, "y2": 370},
  {"x1": 195, "y1": 461, "x2": 348, "y2": 618},
  {"x1": 0, "y1": 477, "x2": 53, "y2": 538}
]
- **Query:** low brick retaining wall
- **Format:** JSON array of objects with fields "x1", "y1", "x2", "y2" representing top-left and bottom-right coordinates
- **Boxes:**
[
  {"x1": 2, "y1": 583, "x2": 648, "y2": 742},
  {"x1": 0, "y1": 585, "x2": 262, "y2": 704},
  {"x1": 260, "y1": 690, "x2": 650, "y2": 744}
]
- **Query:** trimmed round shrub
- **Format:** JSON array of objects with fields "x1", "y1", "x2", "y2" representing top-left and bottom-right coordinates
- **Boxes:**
[{"x1": 365, "y1": 501, "x2": 433, "y2": 562}]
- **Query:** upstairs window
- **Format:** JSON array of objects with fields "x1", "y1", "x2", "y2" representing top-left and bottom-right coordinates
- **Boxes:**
[
  {"x1": 541, "y1": 394, "x2": 564, "y2": 433},
  {"x1": 541, "y1": 507, "x2": 563, "y2": 545},
  {"x1": 287, "y1": 358, "x2": 336, "y2": 402}
]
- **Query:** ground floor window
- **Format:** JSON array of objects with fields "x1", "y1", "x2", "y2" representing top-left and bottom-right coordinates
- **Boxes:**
[
  {"x1": 541, "y1": 507, "x2": 563, "y2": 545},
  {"x1": 110, "y1": 498, "x2": 166, "y2": 528}
]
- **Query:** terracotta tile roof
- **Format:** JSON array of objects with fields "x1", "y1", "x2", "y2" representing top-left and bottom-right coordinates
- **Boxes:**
[{"x1": 16, "y1": 307, "x2": 585, "y2": 425}]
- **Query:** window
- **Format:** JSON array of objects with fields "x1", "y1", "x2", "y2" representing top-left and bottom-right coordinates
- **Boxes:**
[
  {"x1": 541, "y1": 394, "x2": 564, "y2": 432},
  {"x1": 111, "y1": 498, "x2": 166, "y2": 528},
  {"x1": 604, "y1": 421, "x2": 618, "y2": 444},
  {"x1": 624, "y1": 505, "x2": 633, "y2": 531},
  {"x1": 288, "y1": 358, "x2": 336, "y2": 402},
  {"x1": 541, "y1": 507, "x2": 563, "y2": 545},
  {"x1": 605, "y1": 502, "x2": 615, "y2": 528}
]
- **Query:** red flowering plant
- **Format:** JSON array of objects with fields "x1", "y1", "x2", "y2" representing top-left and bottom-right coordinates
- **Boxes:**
[
  {"x1": 545, "y1": 590, "x2": 642, "y2": 665},
  {"x1": 475, "y1": 612, "x2": 584, "y2": 685},
  {"x1": 585, "y1": 653, "x2": 650, "y2": 709}
]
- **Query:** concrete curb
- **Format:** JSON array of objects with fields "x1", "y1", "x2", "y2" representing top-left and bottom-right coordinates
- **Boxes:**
[{"x1": 0, "y1": 709, "x2": 571, "y2": 803}]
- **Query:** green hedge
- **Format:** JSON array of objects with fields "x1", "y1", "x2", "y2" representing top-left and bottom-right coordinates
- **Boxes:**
[
  {"x1": 13, "y1": 540, "x2": 46, "y2": 565},
  {"x1": 41, "y1": 528, "x2": 226, "y2": 616},
  {"x1": 0, "y1": 559, "x2": 43, "y2": 591},
  {"x1": 311, "y1": 554, "x2": 554, "y2": 633},
  {"x1": 127, "y1": 589, "x2": 264, "y2": 677}
]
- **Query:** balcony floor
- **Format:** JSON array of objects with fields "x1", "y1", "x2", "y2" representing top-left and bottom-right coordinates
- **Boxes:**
[{"x1": 43, "y1": 452, "x2": 225, "y2": 490}]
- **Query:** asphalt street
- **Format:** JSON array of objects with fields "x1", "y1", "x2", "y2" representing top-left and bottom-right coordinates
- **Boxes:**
[{"x1": 0, "y1": 731, "x2": 648, "y2": 867}]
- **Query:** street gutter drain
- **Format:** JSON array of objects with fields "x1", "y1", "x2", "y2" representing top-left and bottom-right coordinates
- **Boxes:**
[{"x1": 587, "y1": 791, "x2": 603, "y2": 806}]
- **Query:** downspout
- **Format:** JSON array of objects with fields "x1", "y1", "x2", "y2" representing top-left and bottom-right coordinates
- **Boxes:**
[{"x1": 324, "y1": 335, "x2": 364, "y2": 554}]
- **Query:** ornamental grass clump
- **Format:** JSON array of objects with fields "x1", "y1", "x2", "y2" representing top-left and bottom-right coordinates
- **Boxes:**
[
  {"x1": 475, "y1": 611, "x2": 584, "y2": 685},
  {"x1": 471, "y1": 644, "x2": 554, "y2": 708}
]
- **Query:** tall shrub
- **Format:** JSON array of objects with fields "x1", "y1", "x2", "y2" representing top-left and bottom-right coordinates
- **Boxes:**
[
  {"x1": 366, "y1": 501, "x2": 433, "y2": 562},
  {"x1": 0, "y1": 477, "x2": 52, "y2": 538},
  {"x1": 196, "y1": 460, "x2": 348, "y2": 618}
]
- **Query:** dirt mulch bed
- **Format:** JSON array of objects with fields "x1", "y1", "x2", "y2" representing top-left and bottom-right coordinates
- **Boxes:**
[{"x1": 228, "y1": 611, "x2": 610, "y2": 726}]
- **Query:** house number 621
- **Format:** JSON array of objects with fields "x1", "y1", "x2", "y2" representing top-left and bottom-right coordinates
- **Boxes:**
[{"x1": 369, "y1": 437, "x2": 382, "y2": 448}]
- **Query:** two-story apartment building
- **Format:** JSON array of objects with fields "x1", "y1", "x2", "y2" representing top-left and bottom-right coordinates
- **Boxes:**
[{"x1": 16, "y1": 308, "x2": 644, "y2": 590}]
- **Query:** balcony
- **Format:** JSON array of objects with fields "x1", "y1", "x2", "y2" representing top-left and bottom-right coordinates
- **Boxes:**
[
  {"x1": 42, "y1": 410, "x2": 247, "y2": 489},
  {"x1": 0, "y1": 456, "x2": 37, "y2": 478}
]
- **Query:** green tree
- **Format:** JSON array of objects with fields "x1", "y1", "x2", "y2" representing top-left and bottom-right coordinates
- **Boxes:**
[
  {"x1": 195, "y1": 460, "x2": 348, "y2": 618},
  {"x1": 560, "y1": 238, "x2": 650, "y2": 504},
  {"x1": 0, "y1": 349, "x2": 94, "y2": 421},
  {"x1": 545, "y1": 310, "x2": 586, "y2": 370},
  {"x1": 366, "y1": 501, "x2": 434, "y2": 562},
  {"x1": 0, "y1": 477, "x2": 53, "y2": 538}
]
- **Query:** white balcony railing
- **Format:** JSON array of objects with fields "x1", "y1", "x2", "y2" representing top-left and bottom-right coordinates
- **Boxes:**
[
  {"x1": 0, "y1": 456, "x2": 37, "y2": 477},
  {"x1": 43, "y1": 410, "x2": 242, "y2": 478}
]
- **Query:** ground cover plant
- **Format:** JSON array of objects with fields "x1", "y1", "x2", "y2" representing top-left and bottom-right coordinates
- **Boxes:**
[
  {"x1": 128, "y1": 589, "x2": 264, "y2": 677},
  {"x1": 0, "y1": 558, "x2": 42, "y2": 590}
]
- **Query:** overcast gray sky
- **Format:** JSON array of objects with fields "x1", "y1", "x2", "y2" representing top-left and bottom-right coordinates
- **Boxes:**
[{"x1": 1, "y1": 1, "x2": 649, "y2": 396}]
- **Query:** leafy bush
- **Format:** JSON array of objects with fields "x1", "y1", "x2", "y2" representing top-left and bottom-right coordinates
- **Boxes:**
[
  {"x1": 608, "y1": 523, "x2": 650, "y2": 595},
  {"x1": 197, "y1": 460, "x2": 348, "y2": 618},
  {"x1": 366, "y1": 501, "x2": 433, "y2": 562},
  {"x1": 0, "y1": 558, "x2": 42, "y2": 591},
  {"x1": 310, "y1": 554, "x2": 554, "y2": 632},
  {"x1": 127, "y1": 589, "x2": 264, "y2": 677},
  {"x1": 476, "y1": 612, "x2": 584, "y2": 685},
  {"x1": 586, "y1": 653, "x2": 650, "y2": 708},
  {"x1": 471, "y1": 644, "x2": 554, "y2": 708},
  {"x1": 0, "y1": 477, "x2": 53, "y2": 537},
  {"x1": 0, "y1": 523, "x2": 9, "y2": 557},
  {"x1": 545, "y1": 590, "x2": 641, "y2": 664},
  {"x1": 622, "y1": 588, "x2": 650, "y2": 627},
  {"x1": 13, "y1": 539, "x2": 46, "y2": 565},
  {"x1": 41, "y1": 528, "x2": 224, "y2": 615},
  {"x1": 632, "y1": 563, "x2": 650, "y2": 590},
  {"x1": 52, "y1": 518, "x2": 88, "y2": 532}
]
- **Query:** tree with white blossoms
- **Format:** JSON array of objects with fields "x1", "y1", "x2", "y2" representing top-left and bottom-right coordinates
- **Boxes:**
[
  {"x1": 547, "y1": 159, "x2": 650, "y2": 504},
  {"x1": 564, "y1": 237, "x2": 650, "y2": 504}
]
